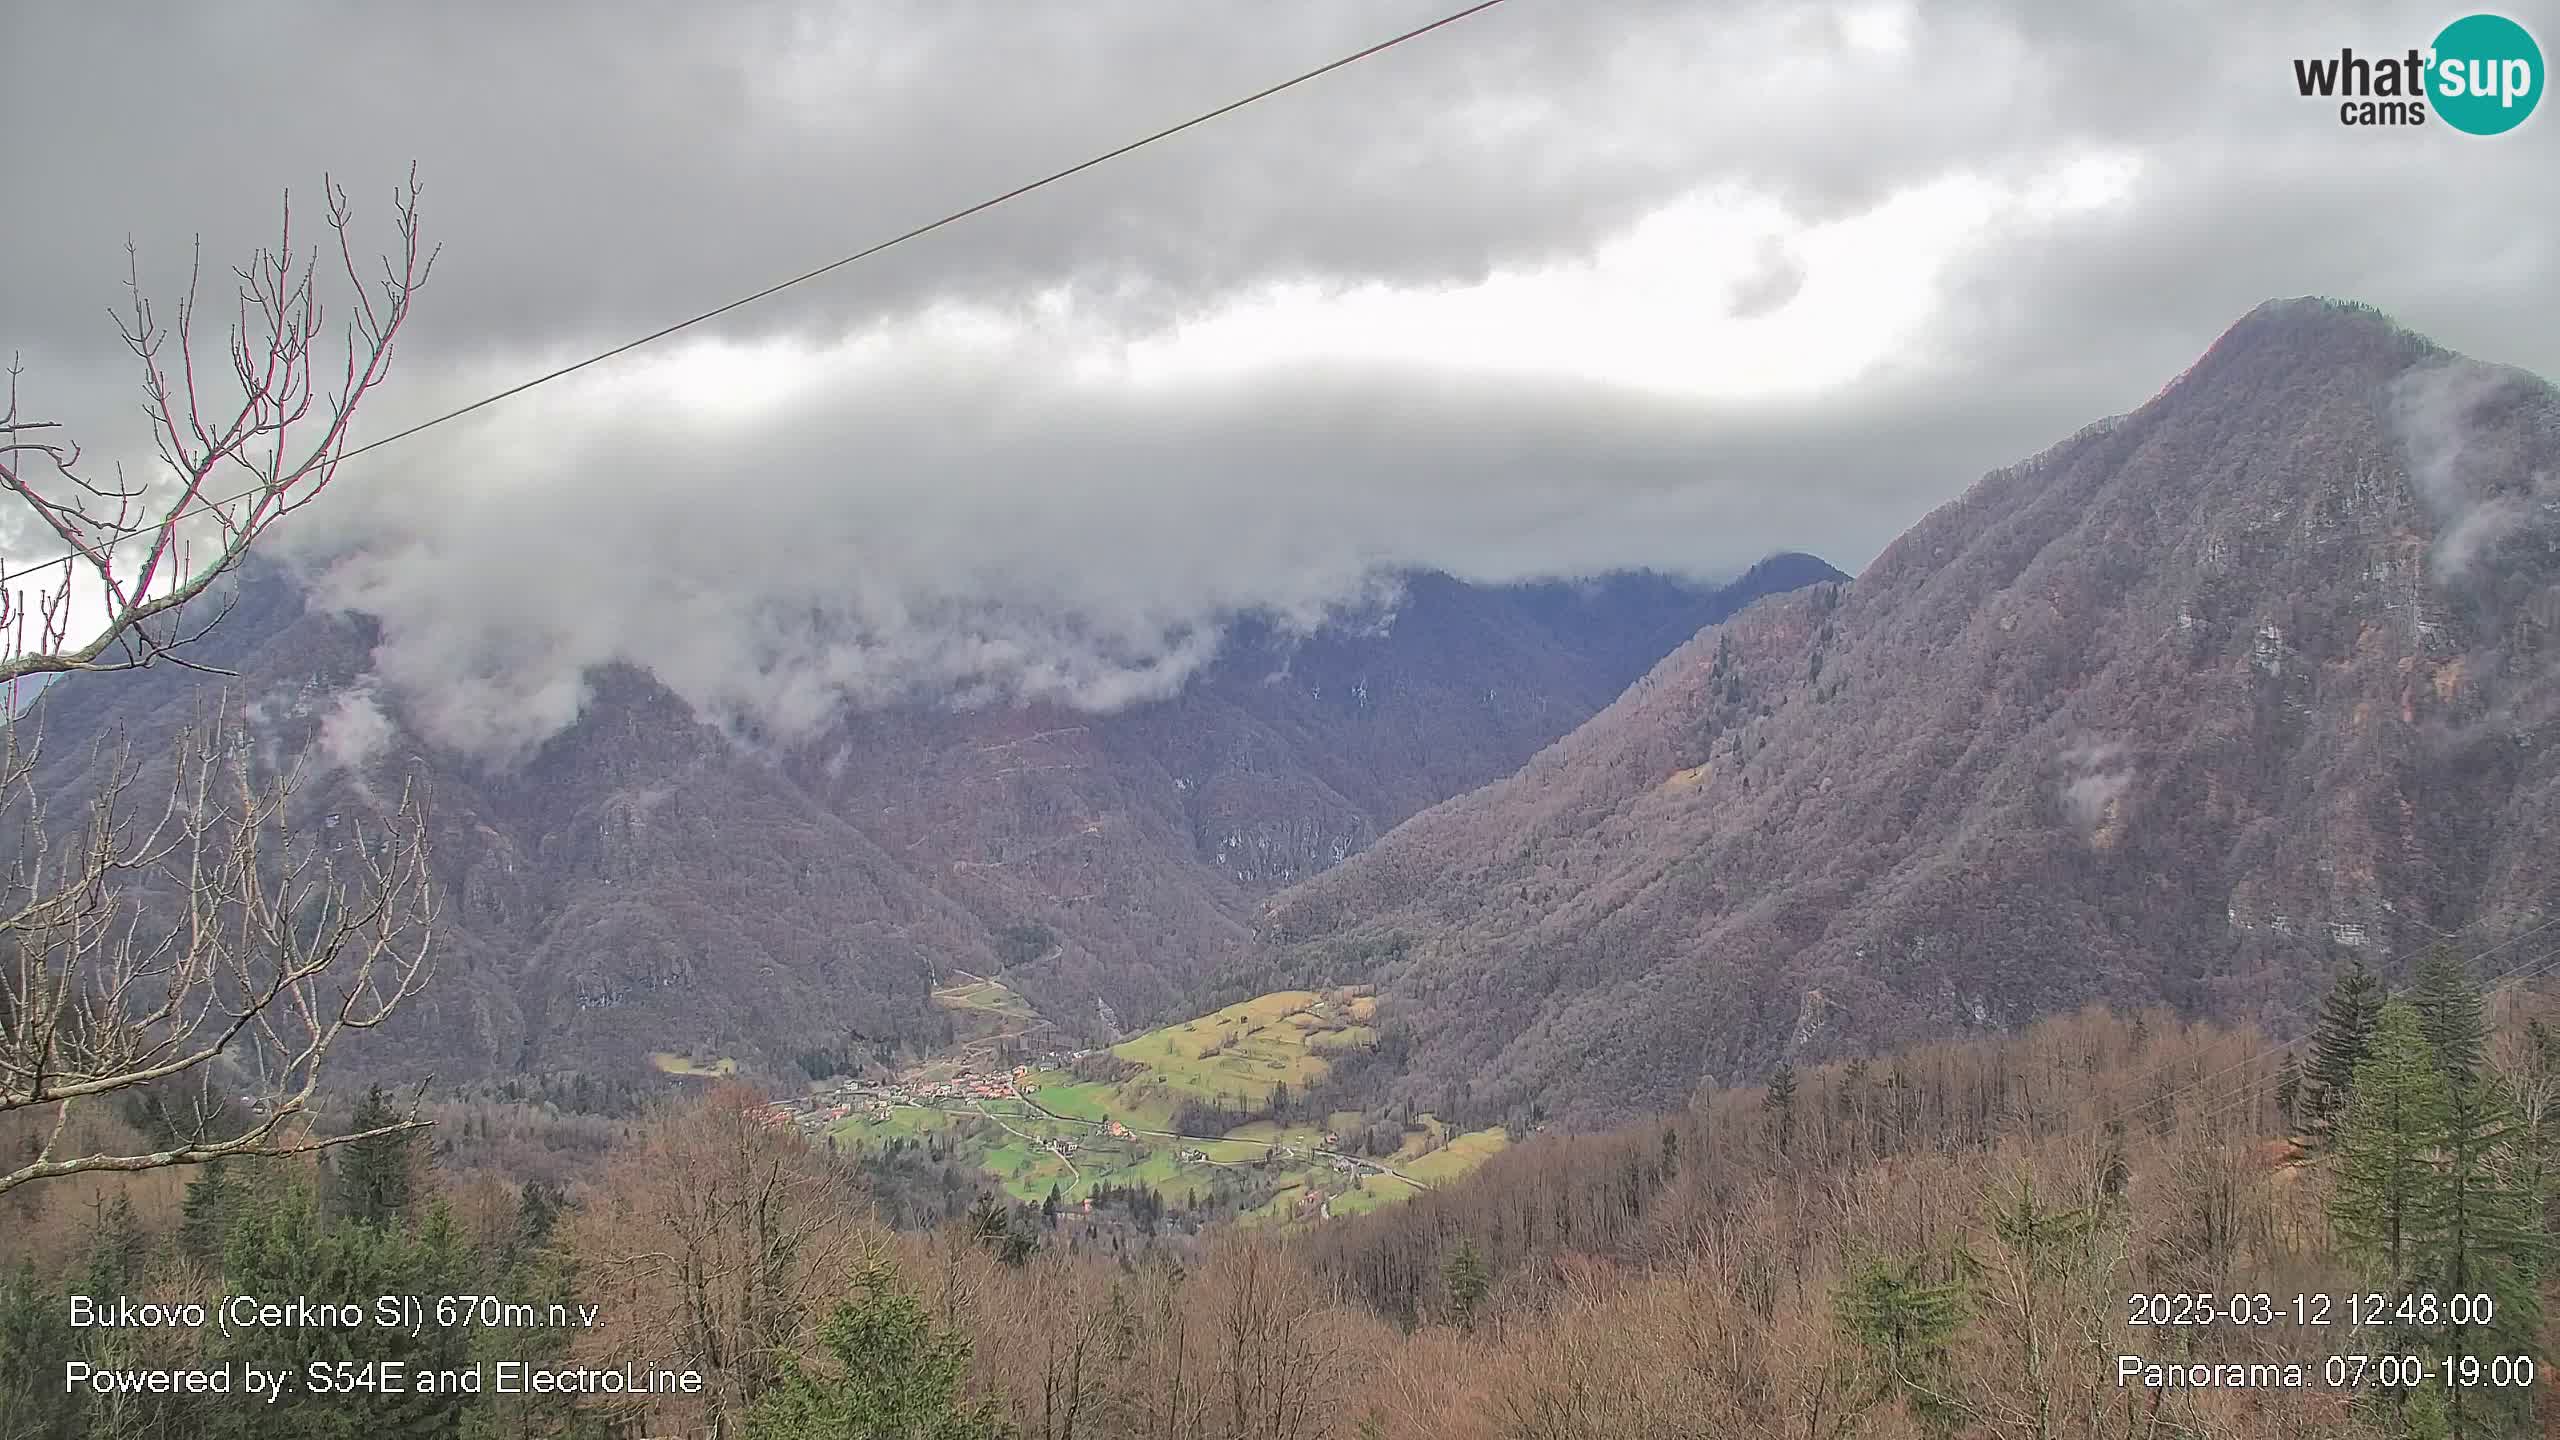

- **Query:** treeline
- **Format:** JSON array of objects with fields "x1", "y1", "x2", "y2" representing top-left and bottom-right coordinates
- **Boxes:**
[
  {"x1": 836, "y1": 1130, "x2": 1011, "y2": 1230},
  {"x1": 2, "y1": 1088, "x2": 603, "y2": 1440},
  {"x1": 789, "y1": 1029, "x2": 905, "y2": 1082},
  {"x1": 10, "y1": 961, "x2": 2560, "y2": 1438},
  {"x1": 469, "y1": 1070, "x2": 654, "y2": 1118}
]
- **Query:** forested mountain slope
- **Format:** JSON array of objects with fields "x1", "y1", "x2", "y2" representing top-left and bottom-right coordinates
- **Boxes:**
[
  {"x1": 1262, "y1": 299, "x2": 2560, "y2": 1127},
  {"x1": 22, "y1": 552, "x2": 1837, "y2": 1084}
]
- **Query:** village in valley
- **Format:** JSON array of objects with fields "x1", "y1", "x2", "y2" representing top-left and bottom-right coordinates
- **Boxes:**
[{"x1": 738, "y1": 978, "x2": 1509, "y2": 1227}]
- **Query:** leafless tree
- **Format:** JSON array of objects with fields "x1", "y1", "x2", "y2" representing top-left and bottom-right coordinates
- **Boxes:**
[
  {"x1": 1, "y1": 166, "x2": 432, "y2": 684},
  {"x1": 0, "y1": 172, "x2": 436, "y2": 1194},
  {"x1": 568, "y1": 1084, "x2": 875, "y2": 1437}
]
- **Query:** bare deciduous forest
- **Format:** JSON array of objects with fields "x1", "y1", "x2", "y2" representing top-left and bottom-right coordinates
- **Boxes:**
[{"x1": 9, "y1": 970, "x2": 2557, "y2": 1439}]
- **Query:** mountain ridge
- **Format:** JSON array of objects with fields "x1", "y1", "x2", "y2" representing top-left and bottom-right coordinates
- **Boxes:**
[
  {"x1": 1254, "y1": 298, "x2": 2560, "y2": 1128},
  {"x1": 22, "y1": 550, "x2": 1843, "y2": 1085}
]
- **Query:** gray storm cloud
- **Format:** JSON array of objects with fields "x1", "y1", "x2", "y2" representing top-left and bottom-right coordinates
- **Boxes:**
[
  {"x1": 13, "y1": 0, "x2": 2539, "y2": 374},
  {"x1": 1, "y1": 0, "x2": 1979, "y2": 365},
  {"x1": 282, "y1": 344, "x2": 1936, "y2": 763},
  {"x1": 8, "y1": 0, "x2": 2559, "y2": 769}
]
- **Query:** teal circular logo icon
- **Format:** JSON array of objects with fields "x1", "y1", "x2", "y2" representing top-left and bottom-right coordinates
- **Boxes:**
[{"x1": 2429, "y1": 13, "x2": 2543, "y2": 134}]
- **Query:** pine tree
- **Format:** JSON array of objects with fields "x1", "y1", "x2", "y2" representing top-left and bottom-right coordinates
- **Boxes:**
[
  {"x1": 515, "y1": 1177, "x2": 565, "y2": 1250},
  {"x1": 2420, "y1": 1068, "x2": 2549, "y2": 1440},
  {"x1": 2301, "y1": 960, "x2": 2385, "y2": 1150},
  {"x1": 1765, "y1": 1062, "x2": 1798, "y2": 1155},
  {"x1": 1443, "y1": 1240, "x2": 1489, "y2": 1331},
  {"x1": 331, "y1": 1084, "x2": 422, "y2": 1227},
  {"x1": 2329, "y1": 1002, "x2": 2450, "y2": 1285},
  {"x1": 1833, "y1": 1249, "x2": 1967, "y2": 1432},
  {"x1": 965, "y1": 1193, "x2": 1034, "y2": 1266},
  {"x1": 1042, "y1": 1183, "x2": 1062, "y2": 1229},
  {"x1": 209, "y1": 1182, "x2": 471, "y2": 1440},
  {"x1": 0, "y1": 1261, "x2": 76, "y2": 1440},
  {"x1": 747, "y1": 1258, "x2": 1016, "y2": 1440},
  {"x1": 83, "y1": 1192, "x2": 148, "y2": 1294},
  {"x1": 2411, "y1": 943, "x2": 2487, "y2": 1087},
  {"x1": 179, "y1": 1159, "x2": 241, "y2": 1267}
]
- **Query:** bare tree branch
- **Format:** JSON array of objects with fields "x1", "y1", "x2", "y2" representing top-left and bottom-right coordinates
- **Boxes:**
[
  {"x1": 0, "y1": 172, "x2": 438, "y2": 1194},
  {"x1": 0, "y1": 700, "x2": 439, "y2": 1195},
  {"x1": 0, "y1": 700, "x2": 437, "y2": 1196},
  {"x1": 0, "y1": 166, "x2": 435, "y2": 688}
]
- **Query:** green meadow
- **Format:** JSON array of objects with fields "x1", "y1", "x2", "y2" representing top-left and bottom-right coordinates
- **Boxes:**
[{"x1": 828, "y1": 986, "x2": 1502, "y2": 1224}]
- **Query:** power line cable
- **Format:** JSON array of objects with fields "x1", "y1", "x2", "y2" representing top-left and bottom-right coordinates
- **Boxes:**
[{"x1": 0, "y1": 0, "x2": 1513, "y2": 588}]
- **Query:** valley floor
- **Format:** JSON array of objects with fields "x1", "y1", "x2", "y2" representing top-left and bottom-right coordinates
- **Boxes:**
[{"x1": 765, "y1": 979, "x2": 1508, "y2": 1222}]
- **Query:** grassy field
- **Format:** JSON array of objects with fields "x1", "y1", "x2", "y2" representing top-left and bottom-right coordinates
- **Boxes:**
[
  {"x1": 1404, "y1": 1127, "x2": 1511, "y2": 1184},
  {"x1": 1106, "y1": 989, "x2": 1381, "y2": 1110},
  {"x1": 827, "y1": 986, "x2": 1503, "y2": 1221},
  {"x1": 648, "y1": 1052, "x2": 737, "y2": 1077},
  {"x1": 932, "y1": 974, "x2": 1039, "y2": 1022}
]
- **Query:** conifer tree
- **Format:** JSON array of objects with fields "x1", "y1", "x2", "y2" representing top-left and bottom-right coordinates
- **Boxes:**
[
  {"x1": 2402, "y1": 1383, "x2": 2454, "y2": 1440},
  {"x1": 83, "y1": 1192, "x2": 148, "y2": 1294},
  {"x1": 209, "y1": 1182, "x2": 471, "y2": 1440},
  {"x1": 2411, "y1": 944, "x2": 2486, "y2": 1087},
  {"x1": 2329, "y1": 1002, "x2": 2449, "y2": 1285},
  {"x1": 1765, "y1": 1062, "x2": 1798, "y2": 1155},
  {"x1": 2429, "y1": 1069, "x2": 2545, "y2": 1440},
  {"x1": 1967, "y1": 1172, "x2": 2108, "y2": 1440},
  {"x1": 1442, "y1": 1240, "x2": 1489, "y2": 1331},
  {"x1": 178, "y1": 1159, "x2": 241, "y2": 1268},
  {"x1": 2412, "y1": 954, "x2": 2534, "y2": 1299},
  {"x1": 2301, "y1": 960, "x2": 2385, "y2": 1150},
  {"x1": 471, "y1": 1190, "x2": 610, "y2": 1440},
  {"x1": 0, "y1": 1261, "x2": 77, "y2": 1440},
  {"x1": 1833, "y1": 1250, "x2": 1967, "y2": 1432},
  {"x1": 515, "y1": 1177, "x2": 565, "y2": 1251},
  {"x1": 965, "y1": 1193, "x2": 1035, "y2": 1266},
  {"x1": 331, "y1": 1085, "x2": 422, "y2": 1228},
  {"x1": 747, "y1": 1258, "x2": 1015, "y2": 1440}
]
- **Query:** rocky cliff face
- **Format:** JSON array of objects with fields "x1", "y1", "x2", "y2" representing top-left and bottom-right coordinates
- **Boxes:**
[
  {"x1": 24, "y1": 552, "x2": 1839, "y2": 1084},
  {"x1": 1261, "y1": 300, "x2": 2560, "y2": 1127}
]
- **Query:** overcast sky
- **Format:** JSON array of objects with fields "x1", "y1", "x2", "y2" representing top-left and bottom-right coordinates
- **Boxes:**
[{"x1": 5, "y1": 0, "x2": 2555, "y2": 758}]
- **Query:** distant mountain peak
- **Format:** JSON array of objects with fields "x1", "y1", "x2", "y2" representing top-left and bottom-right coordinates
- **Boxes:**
[
  {"x1": 2178, "y1": 295, "x2": 2438, "y2": 388},
  {"x1": 1256, "y1": 311, "x2": 2560, "y2": 1128}
]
